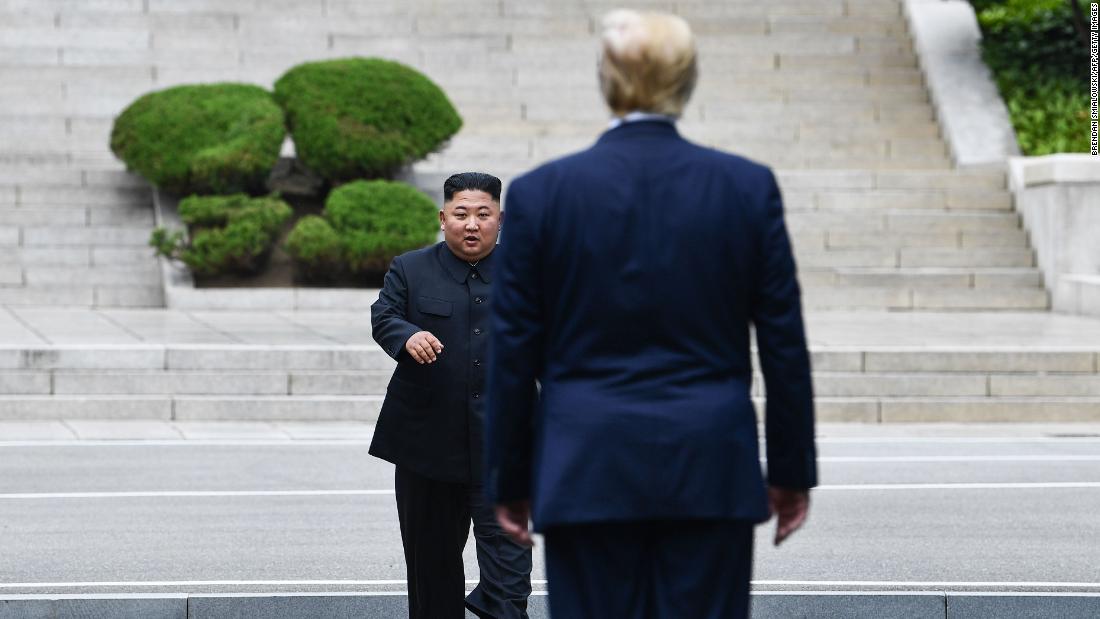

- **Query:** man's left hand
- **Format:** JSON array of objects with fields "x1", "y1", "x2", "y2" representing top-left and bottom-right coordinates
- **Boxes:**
[
  {"x1": 495, "y1": 501, "x2": 534, "y2": 547},
  {"x1": 768, "y1": 486, "x2": 810, "y2": 546}
]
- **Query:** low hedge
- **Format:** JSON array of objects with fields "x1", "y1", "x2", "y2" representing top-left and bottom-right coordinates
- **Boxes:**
[
  {"x1": 284, "y1": 180, "x2": 438, "y2": 281},
  {"x1": 110, "y1": 83, "x2": 286, "y2": 195},
  {"x1": 273, "y1": 58, "x2": 462, "y2": 183},
  {"x1": 284, "y1": 215, "x2": 344, "y2": 282},
  {"x1": 151, "y1": 194, "x2": 292, "y2": 276},
  {"x1": 973, "y1": 0, "x2": 1089, "y2": 154}
]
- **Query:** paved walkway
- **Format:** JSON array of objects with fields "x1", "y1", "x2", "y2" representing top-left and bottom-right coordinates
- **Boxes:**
[{"x1": 1, "y1": 423, "x2": 1098, "y2": 598}]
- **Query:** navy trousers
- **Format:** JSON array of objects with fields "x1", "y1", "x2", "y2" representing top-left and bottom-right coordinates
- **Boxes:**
[
  {"x1": 543, "y1": 519, "x2": 754, "y2": 619},
  {"x1": 394, "y1": 466, "x2": 532, "y2": 619}
]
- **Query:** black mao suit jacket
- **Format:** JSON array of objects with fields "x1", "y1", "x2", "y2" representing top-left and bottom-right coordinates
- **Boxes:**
[{"x1": 370, "y1": 242, "x2": 494, "y2": 484}]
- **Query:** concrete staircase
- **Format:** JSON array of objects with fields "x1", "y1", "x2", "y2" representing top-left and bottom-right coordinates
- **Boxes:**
[
  {"x1": 0, "y1": 0, "x2": 1091, "y2": 424},
  {"x1": 0, "y1": 0, "x2": 1043, "y2": 311},
  {"x1": 1, "y1": 331, "x2": 1099, "y2": 422}
]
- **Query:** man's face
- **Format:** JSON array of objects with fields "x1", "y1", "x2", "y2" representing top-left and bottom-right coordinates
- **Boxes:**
[{"x1": 440, "y1": 189, "x2": 501, "y2": 262}]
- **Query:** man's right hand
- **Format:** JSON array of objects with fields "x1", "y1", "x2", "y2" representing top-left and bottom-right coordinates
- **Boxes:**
[{"x1": 405, "y1": 331, "x2": 444, "y2": 364}]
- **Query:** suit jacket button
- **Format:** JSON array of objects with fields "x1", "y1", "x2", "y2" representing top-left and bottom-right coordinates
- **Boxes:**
[
  {"x1": 474, "y1": 328, "x2": 482, "y2": 335},
  {"x1": 473, "y1": 392, "x2": 481, "y2": 399}
]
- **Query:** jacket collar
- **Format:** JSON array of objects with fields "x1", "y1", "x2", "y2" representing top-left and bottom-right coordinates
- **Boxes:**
[
  {"x1": 596, "y1": 118, "x2": 681, "y2": 146},
  {"x1": 437, "y1": 241, "x2": 495, "y2": 284}
]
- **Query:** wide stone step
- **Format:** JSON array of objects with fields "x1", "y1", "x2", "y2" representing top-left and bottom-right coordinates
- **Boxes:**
[
  {"x1": 800, "y1": 268, "x2": 1041, "y2": 288},
  {"x1": 801, "y1": 286, "x2": 1049, "y2": 311},
  {"x1": 794, "y1": 247, "x2": 1035, "y2": 269},
  {"x1": 0, "y1": 369, "x2": 393, "y2": 395},
  {"x1": 1, "y1": 393, "x2": 1097, "y2": 423},
  {"x1": 0, "y1": 167, "x2": 142, "y2": 190},
  {"x1": 0, "y1": 206, "x2": 154, "y2": 227},
  {"x1": 0, "y1": 284, "x2": 163, "y2": 307},
  {"x1": 782, "y1": 188, "x2": 1010, "y2": 212},
  {"x1": 0, "y1": 394, "x2": 384, "y2": 421},
  {"x1": 793, "y1": 230, "x2": 1028, "y2": 250},
  {"x1": 0, "y1": 246, "x2": 153, "y2": 267},
  {"x1": 777, "y1": 169, "x2": 1005, "y2": 191},
  {"x1": 816, "y1": 397, "x2": 1100, "y2": 423},
  {"x1": 786, "y1": 210, "x2": 1020, "y2": 233},
  {"x1": 0, "y1": 346, "x2": 397, "y2": 371},
  {"x1": 809, "y1": 372, "x2": 1100, "y2": 398},
  {"x1": 19, "y1": 225, "x2": 152, "y2": 246},
  {"x1": 8, "y1": 367, "x2": 1100, "y2": 401}
]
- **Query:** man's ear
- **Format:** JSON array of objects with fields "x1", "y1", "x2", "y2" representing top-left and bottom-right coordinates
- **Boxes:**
[{"x1": 439, "y1": 208, "x2": 446, "y2": 229}]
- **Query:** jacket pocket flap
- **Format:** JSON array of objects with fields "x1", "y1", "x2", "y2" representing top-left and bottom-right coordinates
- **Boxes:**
[{"x1": 417, "y1": 296, "x2": 453, "y2": 317}]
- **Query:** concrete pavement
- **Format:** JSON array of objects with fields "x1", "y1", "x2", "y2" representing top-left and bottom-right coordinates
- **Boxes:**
[{"x1": 0, "y1": 423, "x2": 1098, "y2": 594}]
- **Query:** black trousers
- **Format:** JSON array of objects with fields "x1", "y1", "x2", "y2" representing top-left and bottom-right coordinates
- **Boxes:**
[
  {"x1": 394, "y1": 466, "x2": 532, "y2": 619},
  {"x1": 543, "y1": 519, "x2": 754, "y2": 619}
]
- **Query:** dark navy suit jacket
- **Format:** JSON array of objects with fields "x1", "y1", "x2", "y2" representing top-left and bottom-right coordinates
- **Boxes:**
[{"x1": 486, "y1": 120, "x2": 817, "y2": 531}]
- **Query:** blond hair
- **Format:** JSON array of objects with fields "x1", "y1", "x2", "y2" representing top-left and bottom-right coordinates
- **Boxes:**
[{"x1": 598, "y1": 9, "x2": 697, "y2": 118}]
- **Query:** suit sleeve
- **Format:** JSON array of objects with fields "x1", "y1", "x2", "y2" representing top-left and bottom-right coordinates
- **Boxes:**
[
  {"x1": 371, "y1": 256, "x2": 421, "y2": 361},
  {"x1": 485, "y1": 179, "x2": 544, "y2": 504},
  {"x1": 750, "y1": 168, "x2": 818, "y2": 490}
]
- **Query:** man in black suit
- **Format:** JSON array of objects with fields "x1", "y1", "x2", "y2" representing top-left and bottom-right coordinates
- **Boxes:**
[{"x1": 370, "y1": 172, "x2": 532, "y2": 619}]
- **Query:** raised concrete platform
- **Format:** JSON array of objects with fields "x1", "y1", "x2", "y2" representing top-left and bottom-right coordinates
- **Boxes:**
[{"x1": 0, "y1": 309, "x2": 1098, "y2": 422}]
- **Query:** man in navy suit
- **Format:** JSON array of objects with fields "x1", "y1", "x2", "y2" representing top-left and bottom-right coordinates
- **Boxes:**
[{"x1": 486, "y1": 10, "x2": 817, "y2": 618}]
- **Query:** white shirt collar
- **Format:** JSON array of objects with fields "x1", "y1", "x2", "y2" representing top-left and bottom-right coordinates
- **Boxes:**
[{"x1": 608, "y1": 111, "x2": 677, "y2": 130}]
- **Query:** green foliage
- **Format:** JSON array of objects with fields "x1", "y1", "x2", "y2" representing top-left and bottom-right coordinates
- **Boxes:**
[
  {"x1": 151, "y1": 194, "x2": 293, "y2": 276},
  {"x1": 273, "y1": 58, "x2": 462, "y2": 183},
  {"x1": 325, "y1": 180, "x2": 439, "y2": 275},
  {"x1": 1003, "y1": 77, "x2": 1090, "y2": 155},
  {"x1": 284, "y1": 180, "x2": 438, "y2": 280},
  {"x1": 973, "y1": 0, "x2": 1089, "y2": 154},
  {"x1": 284, "y1": 215, "x2": 345, "y2": 280},
  {"x1": 110, "y1": 83, "x2": 286, "y2": 195},
  {"x1": 976, "y1": 0, "x2": 1085, "y2": 78}
]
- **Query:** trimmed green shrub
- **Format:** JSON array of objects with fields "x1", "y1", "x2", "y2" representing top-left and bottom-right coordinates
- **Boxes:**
[
  {"x1": 152, "y1": 194, "x2": 292, "y2": 276},
  {"x1": 976, "y1": 0, "x2": 1083, "y2": 75},
  {"x1": 273, "y1": 58, "x2": 462, "y2": 182},
  {"x1": 284, "y1": 215, "x2": 345, "y2": 281},
  {"x1": 110, "y1": 84, "x2": 286, "y2": 195},
  {"x1": 284, "y1": 180, "x2": 438, "y2": 281},
  {"x1": 973, "y1": 0, "x2": 1089, "y2": 154},
  {"x1": 326, "y1": 180, "x2": 439, "y2": 275}
]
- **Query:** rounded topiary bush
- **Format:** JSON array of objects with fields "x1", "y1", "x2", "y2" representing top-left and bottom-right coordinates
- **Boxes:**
[
  {"x1": 326, "y1": 180, "x2": 438, "y2": 275},
  {"x1": 284, "y1": 215, "x2": 345, "y2": 281},
  {"x1": 151, "y1": 194, "x2": 292, "y2": 276},
  {"x1": 284, "y1": 180, "x2": 437, "y2": 282},
  {"x1": 274, "y1": 58, "x2": 462, "y2": 183},
  {"x1": 110, "y1": 84, "x2": 286, "y2": 195}
]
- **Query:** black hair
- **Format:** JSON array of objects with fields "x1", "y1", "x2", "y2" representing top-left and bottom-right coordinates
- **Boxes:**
[{"x1": 443, "y1": 172, "x2": 502, "y2": 202}]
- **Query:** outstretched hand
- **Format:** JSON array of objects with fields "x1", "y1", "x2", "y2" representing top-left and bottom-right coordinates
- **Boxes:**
[
  {"x1": 495, "y1": 500, "x2": 534, "y2": 547},
  {"x1": 768, "y1": 486, "x2": 810, "y2": 546}
]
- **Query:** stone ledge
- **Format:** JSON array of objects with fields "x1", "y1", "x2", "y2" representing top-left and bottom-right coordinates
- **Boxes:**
[
  {"x1": 1009, "y1": 153, "x2": 1100, "y2": 188},
  {"x1": 903, "y1": 0, "x2": 1019, "y2": 167},
  {"x1": 1008, "y1": 155, "x2": 1100, "y2": 317},
  {"x1": 3, "y1": 591, "x2": 1099, "y2": 618}
]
